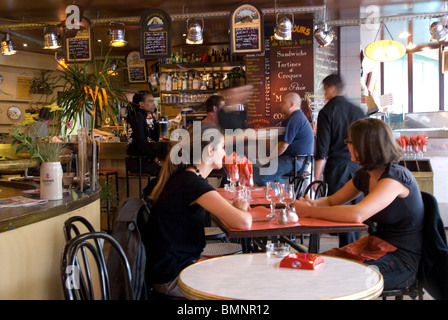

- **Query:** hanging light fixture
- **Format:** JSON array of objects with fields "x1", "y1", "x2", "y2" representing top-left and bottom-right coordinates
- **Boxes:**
[
  {"x1": 107, "y1": 61, "x2": 119, "y2": 76},
  {"x1": 429, "y1": 20, "x2": 448, "y2": 41},
  {"x1": 43, "y1": 27, "x2": 61, "y2": 49},
  {"x1": 186, "y1": 18, "x2": 204, "y2": 44},
  {"x1": 314, "y1": 24, "x2": 335, "y2": 47},
  {"x1": 313, "y1": 0, "x2": 334, "y2": 47},
  {"x1": 108, "y1": 23, "x2": 127, "y2": 47},
  {"x1": 274, "y1": 14, "x2": 294, "y2": 40},
  {"x1": 364, "y1": 22, "x2": 406, "y2": 62},
  {"x1": 1, "y1": 33, "x2": 17, "y2": 55}
]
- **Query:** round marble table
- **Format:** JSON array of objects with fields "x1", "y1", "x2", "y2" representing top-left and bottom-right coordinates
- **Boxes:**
[{"x1": 178, "y1": 253, "x2": 383, "y2": 300}]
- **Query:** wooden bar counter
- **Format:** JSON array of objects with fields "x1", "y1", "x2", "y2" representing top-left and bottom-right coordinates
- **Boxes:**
[{"x1": 0, "y1": 181, "x2": 101, "y2": 300}]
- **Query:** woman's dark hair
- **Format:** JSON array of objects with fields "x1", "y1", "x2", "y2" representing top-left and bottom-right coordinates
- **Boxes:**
[
  {"x1": 150, "y1": 122, "x2": 223, "y2": 201},
  {"x1": 350, "y1": 118, "x2": 403, "y2": 170},
  {"x1": 38, "y1": 107, "x2": 52, "y2": 121},
  {"x1": 127, "y1": 90, "x2": 152, "y2": 122},
  {"x1": 132, "y1": 90, "x2": 151, "y2": 105}
]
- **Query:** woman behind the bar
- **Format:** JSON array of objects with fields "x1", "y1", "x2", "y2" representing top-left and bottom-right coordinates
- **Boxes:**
[
  {"x1": 126, "y1": 91, "x2": 161, "y2": 178},
  {"x1": 143, "y1": 122, "x2": 252, "y2": 298},
  {"x1": 294, "y1": 118, "x2": 424, "y2": 290}
]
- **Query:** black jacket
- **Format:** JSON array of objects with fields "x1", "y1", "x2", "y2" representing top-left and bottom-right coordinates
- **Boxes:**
[{"x1": 126, "y1": 107, "x2": 159, "y2": 159}]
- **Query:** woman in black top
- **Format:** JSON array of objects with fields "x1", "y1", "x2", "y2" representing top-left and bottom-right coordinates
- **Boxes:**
[
  {"x1": 294, "y1": 118, "x2": 424, "y2": 290},
  {"x1": 126, "y1": 91, "x2": 161, "y2": 177},
  {"x1": 144, "y1": 122, "x2": 252, "y2": 297}
]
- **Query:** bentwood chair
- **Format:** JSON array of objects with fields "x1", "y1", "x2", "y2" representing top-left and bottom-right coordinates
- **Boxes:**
[
  {"x1": 302, "y1": 180, "x2": 328, "y2": 200},
  {"x1": 63, "y1": 216, "x2": 96, "y2": 242},
  {"x1": 60, "y1": 231, "x2": 133, "y2": 300}
]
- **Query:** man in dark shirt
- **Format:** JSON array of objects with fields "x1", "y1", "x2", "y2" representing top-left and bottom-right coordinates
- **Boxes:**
[
  {"x1": 253, "y1": 92, "x2": 314, "y2": 186},
  {"x1": 314, "y1": 74, "x2": 366, "y2": 247}
]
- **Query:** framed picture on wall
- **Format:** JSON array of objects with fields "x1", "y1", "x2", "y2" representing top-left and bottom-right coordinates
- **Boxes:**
[{"x1": 443, "y1": 49, "x2": 448, "y2": 73}]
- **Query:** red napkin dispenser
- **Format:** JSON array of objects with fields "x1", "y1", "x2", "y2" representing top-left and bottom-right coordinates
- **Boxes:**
[{"x1": 279, "y1": 253, "x2": 324, "y2": 270}]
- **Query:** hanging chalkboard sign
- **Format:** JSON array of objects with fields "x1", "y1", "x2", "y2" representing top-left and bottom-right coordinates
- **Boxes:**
[
  {"x1": 126, "y1": 51, "x2": 147, "y2": 83},
  {"x1": 230, "y1": 2, "x2": 264, "y2": 55},
  {"x1": 65, "y1": 28, "x2": 93, "y2": 63},
  {"x1": 140, "y1": 9, "x2": 171, "y2": 59}
]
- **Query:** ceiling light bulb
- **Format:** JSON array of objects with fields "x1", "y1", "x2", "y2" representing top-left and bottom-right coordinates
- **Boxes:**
[
  {"x1": 314, "y1": 24, "x2": 335, "y2": 47},
  {"x1": 429, "y1": 21, "x2": 448, "y2": 41}
]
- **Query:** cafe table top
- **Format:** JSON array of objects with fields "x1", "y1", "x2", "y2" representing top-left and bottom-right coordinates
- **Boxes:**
[
  {"x1": 212, "y1": 204, "x2": 367, "y2": 239},
  {"x1": 178, "y1": 253, "x2": 384, "y2": 300}
]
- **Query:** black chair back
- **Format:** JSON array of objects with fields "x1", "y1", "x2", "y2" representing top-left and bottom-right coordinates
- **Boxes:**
[
  {"x1": 303, "y1": 180, "x2": 328, "y2": 199},
  {"x1": 61, "y1": 232, "x2": 133, "y2": 300}
]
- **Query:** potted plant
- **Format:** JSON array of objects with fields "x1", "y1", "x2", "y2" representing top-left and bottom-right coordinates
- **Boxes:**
[
  {"x1": 56, "y1": 51, "x2": 128, "y2": 191},
  {"x1": 9, "y1": 105, "x2": 68, "y2": 200}
]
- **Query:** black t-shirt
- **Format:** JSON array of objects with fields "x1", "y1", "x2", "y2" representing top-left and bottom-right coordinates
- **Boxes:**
[
  {"x1": 353, "y1": 163, "x2": 424, "y2": 270},
  {"x1": 315, "y1": 96, "x2": 365, "y2": 165},
  {"x1": 145, "y1": 170, "x2": 215, "y2": 284}
]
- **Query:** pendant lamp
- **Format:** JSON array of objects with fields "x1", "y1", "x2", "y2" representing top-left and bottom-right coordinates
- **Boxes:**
[{"x1": 365, "y1": 22, "x2": 406, "y2": 62}]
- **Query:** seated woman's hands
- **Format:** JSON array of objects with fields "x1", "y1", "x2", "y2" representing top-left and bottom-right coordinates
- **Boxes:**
[
  {"x1": 293, "y1": 195, "x2": 314, "y2": 217},
  {"x1": 231, "y1": 199, "x2": 251, "y2": 212}
]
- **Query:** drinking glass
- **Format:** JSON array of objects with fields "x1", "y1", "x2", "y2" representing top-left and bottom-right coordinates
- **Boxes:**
[
  {"x1": 226, "y1": 166, "x2": 239, "y2": 192},
  {"x1": 265, "y1": 182, "x2": 280, "y2": 218},
  {"x1": 280, "y1": 184, "x2": 295, "y2": 209}
]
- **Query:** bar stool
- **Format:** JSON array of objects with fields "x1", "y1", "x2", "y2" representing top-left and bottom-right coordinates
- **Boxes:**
[
  {"x1": 125, "y1": 156, "x2": 154, "y2": 199},
  {"x1": 99, "y1": 169, "x2": 119, "y2": 233}
]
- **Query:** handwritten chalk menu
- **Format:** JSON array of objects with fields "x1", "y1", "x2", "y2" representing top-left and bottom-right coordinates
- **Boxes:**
[
  {"x1": 269, "y1": 17, "x2": 314, "y2": 127},
  {"x1": 140, "y1": 9, "x2": 171, "y2": 59},
  {"x1": 126, "y1": 51, "x2": 147, "y2": 83},
  {"x1": 230, "y1": 3, "x2": 264, "y2": 54},
  {"x1": 245, "y1": 52, "x2": 270, "y2": 129},
  {"x1": 313, "y1": 27, "x2": 339, "y2": 113},
  {"x1": 65, "y1": 28, "x2": 92, "y2": 63}
]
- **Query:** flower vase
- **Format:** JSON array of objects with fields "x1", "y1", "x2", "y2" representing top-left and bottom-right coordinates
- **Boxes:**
[{"x1": 40, "y1": 162, "x2": 63, "y2": 200}]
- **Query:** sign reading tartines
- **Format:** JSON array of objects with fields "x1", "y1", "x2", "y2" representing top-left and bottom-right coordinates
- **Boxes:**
[
  {"x1": 65, "y1": 28, "x2": 92, "y2": 63},
  {"x1": 230, "y1": 3, "x2": 264, "y2": 55},
  {"x1": 140, "y1": 9, "x2": 171, "y2": 59},
  {"x1": 126, "y1": 51, "x2": 147, "y2": 83}
]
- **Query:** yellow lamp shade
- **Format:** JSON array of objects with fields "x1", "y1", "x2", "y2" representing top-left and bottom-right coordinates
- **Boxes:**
[{"x1": 365, "y1": 40, "x2": 406, "y2": 62}]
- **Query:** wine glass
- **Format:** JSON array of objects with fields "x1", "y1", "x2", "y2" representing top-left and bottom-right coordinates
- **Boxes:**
[
  {"x1": 226, "y1": 165, "x2": 239, "y2": 192},
  {"x1": 265, "y1": 182, "x2": 280, "y2": 218},
  {"x1": 280, "y1": 184, "x2": 295, "y2": 209}
]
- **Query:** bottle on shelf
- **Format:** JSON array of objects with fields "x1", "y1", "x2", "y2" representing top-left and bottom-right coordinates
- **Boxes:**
[
  {"x1": 214, "y1": 73, "x2": 220, "y2": 90},
  {"x1": 223, "y1": 73, "x2": 230, "y2": 88},
  {"x1": 166, "y1": 73, "x2": 172, "y2": 91},
  {"x1": 193, "y1": 73, "x2": 201, "y2": 90},
  {"x1": 188, "y1": 73, "x2": 194, "y2": 90},
  {"x1": 172, "y1": 72, "x2": 178, "y2": 91},
  {"x1": 182, "y1": 73, "x2": 188, "y2": 90},
  {"x1": 159, "y1": 73, "x2": 167, "y2": 91},
  {"x1": 207, "y1": 73, "x2": 214, "y2": 90}
]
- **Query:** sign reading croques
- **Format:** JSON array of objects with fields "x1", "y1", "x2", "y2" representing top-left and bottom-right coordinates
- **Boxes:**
[
  {"x1": 230, "y1": 3, "x2": 264, "y2": 55},
  {"x1": 140, "y1": 9, "x2": 171, "y2": 59}
]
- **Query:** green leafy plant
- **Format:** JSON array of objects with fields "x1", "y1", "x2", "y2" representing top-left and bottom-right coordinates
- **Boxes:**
[
  {"x1": 29, "y1": 70, "x2": 57, "y2": 95},
  {"x1": 56, "y1": 51, "x2": 128, "y2": 133},
  {"x1": 9, "y1": 105, "x2": 67, "y2": 162}
]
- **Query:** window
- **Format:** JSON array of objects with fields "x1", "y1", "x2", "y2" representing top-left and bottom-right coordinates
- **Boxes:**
[
  {"x1": 383, "y1": 55, "x2": 408, "y2": 113},
  {"x1": 413, "y1": 48, "x2": 439, "y2": 112}
]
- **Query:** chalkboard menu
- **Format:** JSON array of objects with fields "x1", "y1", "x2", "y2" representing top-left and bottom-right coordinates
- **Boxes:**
[
  {"x1": 312, "y1": 28, "x2": 339, "y2": 114},
  {"x1": 245, "y1": 17, "x2": 316, "y2": 128},
  {"x1": 140, "y1": 9, "x2": 171, "y2": 59},
  {"x1": 230, "y1": 3, "x2": 264, "y2": 54},
  {"x1": 126, "y1": 51, "x2": 147, "y2": 83},
  {"x1": 268, "y1": 18, "x2": 314, "y2": 127},
  {"x1": 65, "y1": 28, "x2": 92, "y2": 63}
]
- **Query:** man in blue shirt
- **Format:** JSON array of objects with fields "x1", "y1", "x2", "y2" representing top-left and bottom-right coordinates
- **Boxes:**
[{"x1": 253, "y1": 92, "x2": 314, "y2": 186}]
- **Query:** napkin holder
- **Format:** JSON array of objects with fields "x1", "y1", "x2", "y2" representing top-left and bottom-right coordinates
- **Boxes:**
[{"x1": 279, "y1": 253, "x2": 324, "y2": 270}]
